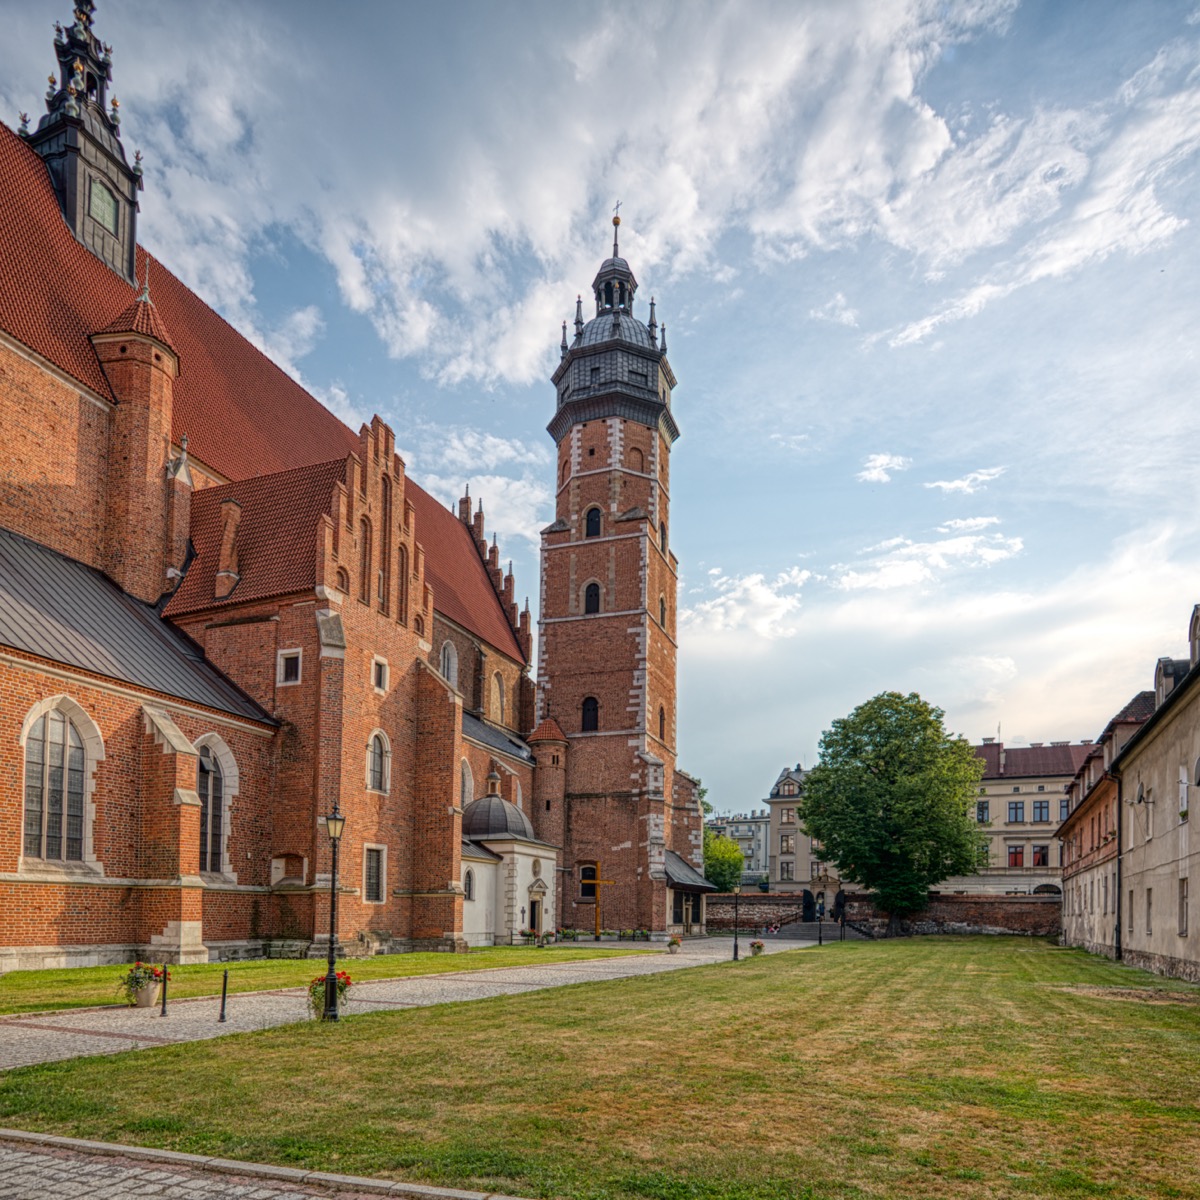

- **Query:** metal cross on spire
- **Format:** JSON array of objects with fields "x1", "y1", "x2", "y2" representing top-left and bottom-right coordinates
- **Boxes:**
[{"x1": 612, "y1": 199, "x2": 622, "y2": 256}]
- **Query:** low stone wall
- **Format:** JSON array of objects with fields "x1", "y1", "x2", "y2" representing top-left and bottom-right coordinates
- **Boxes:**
[{"x1": 706, "y1": 891, "x2": 1061, "y2": 938}]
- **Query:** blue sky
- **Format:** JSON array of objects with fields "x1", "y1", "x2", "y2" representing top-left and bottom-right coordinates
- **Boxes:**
[{"x1": 5, "y1": 0, "x2": 1200, "y2": 813}]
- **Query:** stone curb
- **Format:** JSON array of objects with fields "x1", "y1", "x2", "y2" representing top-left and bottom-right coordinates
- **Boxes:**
[{"x1": 0, "y1": 1128, "x2": 531, "y2": 1198}]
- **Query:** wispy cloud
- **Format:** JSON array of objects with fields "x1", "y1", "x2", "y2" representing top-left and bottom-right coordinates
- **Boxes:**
[
  {"x1": 831, "y1": 531, "x2": 1023, "y2": 591},
  {"x1": 857, "y1": 453, "x2": 912, "y2": 483},
  {"x1": 925, "y1": 467, "x2": 1006, "y2": 494},
  {"x1": 680, "y1": 566, "x2": 813, "y2": 643},
  {"x1": 809, "y1": 292, "x2": 859, "y2": 327},
  {"x1": 938, "y1": 516, "x2": 1001, "y2": 533}
]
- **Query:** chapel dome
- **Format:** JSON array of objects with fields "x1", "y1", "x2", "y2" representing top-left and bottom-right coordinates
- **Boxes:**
[{"x1": 462, "y1": 794, "x2": 537, "y2": 841}]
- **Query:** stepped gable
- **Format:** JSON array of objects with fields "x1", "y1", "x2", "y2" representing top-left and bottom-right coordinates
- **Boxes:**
[
  {"x1": 0, "y1": 123, "x2": 523, "y2": 662},
  {"x1": 164, "y1": 459, "x2": 348, "y2": 617},
  {"x1": 405, "y1": 483, "x2": 524, "y2": 662}
]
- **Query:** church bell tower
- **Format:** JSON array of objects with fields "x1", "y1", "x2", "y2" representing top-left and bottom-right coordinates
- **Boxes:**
[
  {"x1": 537, "y1": 215, "x2": 684, "y2": 933},
  {"x1": 23, "y1": 2, "x2": 143, "y2": 283}
]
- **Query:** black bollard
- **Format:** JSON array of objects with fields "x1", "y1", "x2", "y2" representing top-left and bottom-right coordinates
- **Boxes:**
[
  {"x1": 159, "y1": 962, "x2": 168, "y2": 1016},
  {"x1": 218, "y1": 968, "x2": 229, "y2": 1023}
]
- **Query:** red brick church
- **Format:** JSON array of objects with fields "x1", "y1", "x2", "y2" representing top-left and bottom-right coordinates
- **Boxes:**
[{"x1": 0, "y1": 4, "x2": 709, "y2": 971}]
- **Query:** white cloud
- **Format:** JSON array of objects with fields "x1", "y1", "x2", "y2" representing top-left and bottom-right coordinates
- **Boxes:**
[
  {"x1": 680, "y1": 566, "x2": 812, "y2": 644},
  {"x1": 831, "y1": 531, "x2": 1023, "y2": 591},
  {"x1": 856, "y1": 453, "x2": 912, "y2": 483},
  {"x1": 769, "y1": 432, "x2": 811, "y2": 452},
  {"x1": 422, "y1": 428, "x2": 551, "y2": 473},
  {"x1": 924, "y1": 467, "x2": 1006, "y2": 494},
  {"x1": 938, "y1": 516, "x2": 1001, "y2": 533},
  {"x1": 809, "y1": 292, "x2": 859, "y2": 327},
  {"x1": 417, "y1": 471, "x2": 551, "y2": 550}
]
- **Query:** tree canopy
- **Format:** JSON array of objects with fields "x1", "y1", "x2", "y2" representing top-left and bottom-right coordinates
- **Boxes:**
[
  {"x1": 702, "y1": 828, "x2": 744, "y2": 892},
  {"x1": 798, "y1": 691, "x2": 985, "y2": 920}
]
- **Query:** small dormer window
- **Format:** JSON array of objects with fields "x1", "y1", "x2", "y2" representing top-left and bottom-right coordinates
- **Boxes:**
[{"x1": 89, "y1": 179, "x2": 117, "y2": 234}]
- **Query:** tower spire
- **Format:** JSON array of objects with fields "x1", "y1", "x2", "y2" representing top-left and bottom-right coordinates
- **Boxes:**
[{"x1": 612, "y1": 200, "x2": 622, "y2": 257}]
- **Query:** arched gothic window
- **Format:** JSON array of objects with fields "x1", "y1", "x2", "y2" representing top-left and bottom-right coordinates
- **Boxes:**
[
  {"x1": 461, "y1": 759, "x2": 475, "y2": 806},
  {"x1": 440, "y1": 640, "x2": 459, "y2": 688},
  {"x1": 197, "y1": 745, "x2": 225, "y2": 872},
  {"x1": 464, "y1": 868, "x2": 475, "y2": 901},
  {"x1": 367, "y1": 732, "x2": 390, "y2": 793},
  {"x1": 493, "y1": 672, "x2": 506, "y2": 724},
  {"x1": 581, "y1": 696, "x2": 599, "y2": 733},
  {"x1": 660, "y1": 522, "x2": 667, "y2": 553},
  {"x1": 378, "y1": 475, "x2": 392, "y2": 612},
  {"x1": 23, "y1": 708, "x2": 86, "y2": 861},
  {"x1": 659, "y1": 706, "x2": 666, "y2": 741},
  {"x1": 629, "y1": 447, "x2": 644, "y2": 472},
  {"x1": 580, "y1": 862, "x2": 598, "y2": 899},
  {"x1": 358, "y1": 518, "x2": 372, "y2": 603},
  {"x1": 584, "y1": 583, "x2": 600, "y2": 614},
  {"x1": 561, "y1": 459, "x2": 569, "y2": 485},
  {"x1": 585, "y1": 508, "x2": 601, "y2": 538},
  {"x1": 397, "y1": 545, "x2": 409, "y2": 625},
  {"x1": 659, "y1": 596, "x2": 667, "y2": 626}
]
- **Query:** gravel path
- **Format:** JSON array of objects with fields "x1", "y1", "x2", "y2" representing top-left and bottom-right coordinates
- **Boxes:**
[{"x1": 0, "y1": 938, "x2": 809, "y2": 1071}]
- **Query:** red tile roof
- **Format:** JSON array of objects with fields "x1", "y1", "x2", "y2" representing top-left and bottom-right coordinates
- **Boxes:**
[
  {"x1": 527, "y1": 717, "x2": 567, "y2": 743},
  {"x1": 96, "y1": 294, "x2": 176, "y2": 348},
  {"x1": 0, "y1": 124, "x2": 524, "y2": 663},
  {"x1": 405, "y1": 484, "x2": 522, "y2": 660},
  {"x1": 973, "y1": 741, "x2": 1093, "y2": 779},
  {"x1": 164, "y1": 459, "x2": 348, "y2": 617}
]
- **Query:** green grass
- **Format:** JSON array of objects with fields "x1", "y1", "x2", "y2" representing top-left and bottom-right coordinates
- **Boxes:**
[
  {"x1": 0, "y1": 945, "x2": 640, "y2": 1015},
  {"x1": 2, "y1": 938, "x2": 1199, "y2": 1200}
]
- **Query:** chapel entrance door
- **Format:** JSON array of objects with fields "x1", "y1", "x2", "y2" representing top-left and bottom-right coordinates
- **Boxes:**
[{"x1": 530, "y1": 898, "x2": 542, "y2": 936}]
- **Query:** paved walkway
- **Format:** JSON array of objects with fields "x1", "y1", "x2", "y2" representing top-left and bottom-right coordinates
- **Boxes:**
[
  {"x1": 0, "y1": 1133, "x2": 520, "y2": 1198},
  {"x1": 0, "y1": 938, "x2": 810, "y2": 1071}
]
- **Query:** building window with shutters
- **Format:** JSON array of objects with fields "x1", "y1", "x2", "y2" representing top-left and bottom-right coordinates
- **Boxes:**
[{"x1": 363, "y1": 845, "x2": 385, "y2": 904}]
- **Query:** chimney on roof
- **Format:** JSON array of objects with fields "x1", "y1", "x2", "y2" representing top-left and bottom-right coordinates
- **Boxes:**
[
  {"x1": 215, "y1": 499, "x2": 242, "y2": 599},
  {"x1": 1051, "y1": 740, "x2": 1068, "y2": 746},
  {"x1": 982, "y1": 737, "x2": 994, "y2": 744},
  {"x1": 1031, "y1": 742, "x2": 1043, "y2": 747}
]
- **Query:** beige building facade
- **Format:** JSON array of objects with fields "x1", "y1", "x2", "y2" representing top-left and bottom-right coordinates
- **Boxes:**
[
  {"x1": 1107, "y1": 611, "x2": 1200, "y2": 983},
  {"x1": 763, "y1": 766, "x2": 841, "y2": 910}
]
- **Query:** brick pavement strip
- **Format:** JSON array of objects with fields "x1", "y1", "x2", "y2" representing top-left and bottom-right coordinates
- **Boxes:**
[{"x1": 0, "y1": 1133, "x2": 528, "y2": 1199}]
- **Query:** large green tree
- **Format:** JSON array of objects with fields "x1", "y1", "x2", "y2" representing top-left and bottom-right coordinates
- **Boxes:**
[
  {"x1": 702, "y1": 828, "x2": 744, "y2": 892},
  {"x1": 798, "y1": 691, "x2": 984, "y2": 927}
]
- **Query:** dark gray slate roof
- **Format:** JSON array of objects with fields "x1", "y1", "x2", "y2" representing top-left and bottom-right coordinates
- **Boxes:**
[
  {"x1": 462, "y1": 794, "x2": 538, "y2": 841},
  {"x1": 461, "y1": 839, "x2": 502, "y2": 862},
  {"x1": 462, "y1": 711, "x2": 533, "y2": 762},
  {"x1": 0, "y1": 527, "x2": 273, "y2": 725},
  {"x1": 580, "y1": 311, "x2": 654, "y2": 349},
  {"x1": 664, "y1": 848, "x2": 716, "y2": 892}
]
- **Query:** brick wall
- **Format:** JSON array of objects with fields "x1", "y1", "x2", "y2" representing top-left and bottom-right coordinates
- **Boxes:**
[{"x1": 705, "y1": 891, "x2": 1062, "y2": 938}]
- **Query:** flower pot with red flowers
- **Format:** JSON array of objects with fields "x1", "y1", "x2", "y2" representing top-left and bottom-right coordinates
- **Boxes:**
[
  {"x1": 118, "y1": 962, "x2": 169, "y2": 1007},
  {"x1": 308, "y1": 970, "x2": 352, "y2": 1019}
]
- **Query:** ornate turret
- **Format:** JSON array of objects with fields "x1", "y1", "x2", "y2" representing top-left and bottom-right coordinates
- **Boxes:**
[
  {"x1": 549, "y1": 214, "x2": 679, "y2": 446},
  {"x1": 24, "y1": 3, "x2": 142, "y2": 282}
]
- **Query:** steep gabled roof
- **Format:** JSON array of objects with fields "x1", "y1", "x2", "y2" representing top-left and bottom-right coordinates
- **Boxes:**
[
  {"x1": 164, "y1": 459, "x2": 348, "y2": 617},
  {"x1": 407, "y1": 485, "x2": 523, "y2": 661},
  {"x1": 0, "y1": 123, "x2": 524, "y2": 664}
]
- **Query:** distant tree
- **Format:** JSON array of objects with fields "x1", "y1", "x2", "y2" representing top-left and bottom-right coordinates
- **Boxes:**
[
  {"x1": 702, "y1": 827, "x2": 744, "y2": 892},
  {"x1": 697, "y1": 784, "x2": 713, "y2": 818},
  {"x1": 798, "y1": 691, "x2": 984, "y2": 931}
]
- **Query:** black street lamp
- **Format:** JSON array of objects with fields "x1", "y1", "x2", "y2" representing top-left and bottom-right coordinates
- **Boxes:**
[
  {"x1": 732, "y1": 883, "x2": 741, "y2": 961},
  {"x1": 323, "y1": 804, "x2": 346, "y2": 1021}
]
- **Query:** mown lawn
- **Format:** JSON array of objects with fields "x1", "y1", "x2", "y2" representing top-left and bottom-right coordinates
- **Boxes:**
[
  {"x1": 0, "y1": 945, "x2": 639, "y2": 1015},
  {"x1": 2, "y1": 937, "x2": 1198, "y2": 1200}
]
